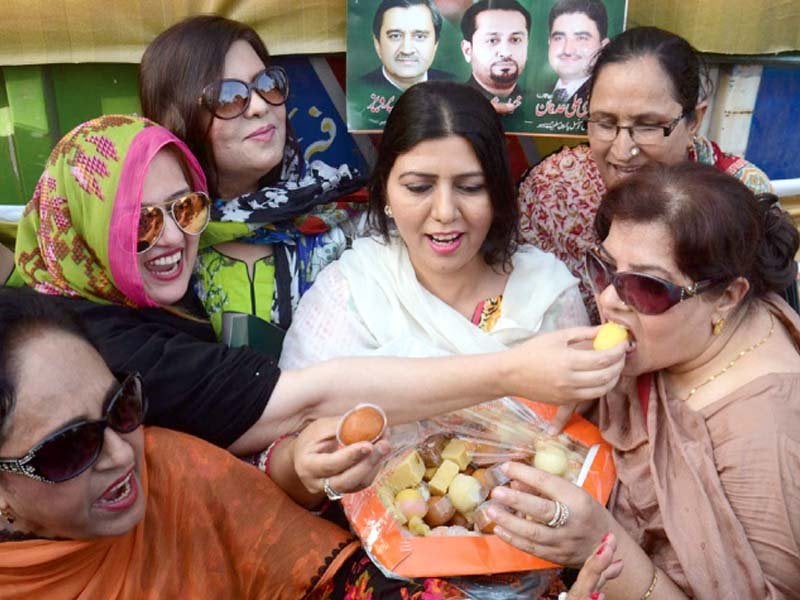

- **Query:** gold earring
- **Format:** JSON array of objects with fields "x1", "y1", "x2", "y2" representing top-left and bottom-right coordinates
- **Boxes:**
[
  {"x1": 712, "y1": 318, "x2": 726, "y2": 336},
  {"x1": 384, "y1": 205, "x2": 393, "y2": 218}
]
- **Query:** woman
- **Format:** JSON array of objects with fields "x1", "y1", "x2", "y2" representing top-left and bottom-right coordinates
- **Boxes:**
[
  {"x1": 0, "y1": 289, "x2": 361, "y2": 599},
  {"x1": 139, "y1": 15, "x2": 365, "y2": 336},
  {"x1": 282, "y1": 81, "x2": 592, "y2": 380},
  {"x1": 518, "y1": 27, "x2": 771, "y2": 322},
  {"x1": 13, "y1": 115, "x2": 623, "y2": 489},
  {"x1": 280, "y1": 80, "x2": 618, "y2": 598},
  {"x1": 488, "y1": 163, "x2": 800, "y2": 599}
]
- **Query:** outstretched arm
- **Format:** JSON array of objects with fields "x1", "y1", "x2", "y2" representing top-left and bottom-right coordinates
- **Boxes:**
[{"x1": 229, "y1": 325, "x2": 626, "y2": 454}]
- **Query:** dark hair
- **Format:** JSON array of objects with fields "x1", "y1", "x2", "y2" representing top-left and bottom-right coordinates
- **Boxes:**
[
  {"x1": 139, "y1": 15, "x2": 299, "y2": 197},
  {"x1": 372, "y1": 0, "x2": 443, "y2": 42},
  {"x1": 595, "y1": 163, "x2": 799, "y2": 307},
  {"x1": 461, "y1": 0, "x2": 531, "y2": 41},
  {"x1": 589, "y1": 27, "x2": 711, "y2": 125},
  {"x1": 548, "y1": 0, "x2": 608, "y2": 39},
  {"x1": 0, "y1": 289, "x2": 91, "y2": 445},
  {"x1": 368, "y1": 81, "x2": 518, "y2": 270}
]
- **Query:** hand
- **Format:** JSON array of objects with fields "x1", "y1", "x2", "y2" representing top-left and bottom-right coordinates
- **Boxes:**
[
  {"x1": 565, "y1": 532, "x2": 624, "y2": 600},
  {"x1": 292, "y1": 417, "x2": 391, "y2": 497},
  {"x1": 487, "y1": 461, "x2": 614, "y2": 566},
  {"x1": 508, "y1": 326, "x2": 626, "y2": 405}
]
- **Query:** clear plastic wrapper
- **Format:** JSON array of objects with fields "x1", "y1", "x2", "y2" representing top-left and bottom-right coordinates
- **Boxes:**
[{"x1": 341, "y1": 397, "x2": 616, "y2": 581}]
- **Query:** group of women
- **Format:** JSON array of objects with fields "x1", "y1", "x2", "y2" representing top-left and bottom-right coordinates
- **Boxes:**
[{"x1": 0, "y1": 12, "x2": 798, "y2": 600}]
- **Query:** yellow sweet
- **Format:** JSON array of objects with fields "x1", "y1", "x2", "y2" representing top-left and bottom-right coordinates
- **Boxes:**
[
  {"x1": 593, "y1": 322, "x2": 629, "y2": 350},
  {"x1": 395, "y1": 488, "x2": 428, "y2": 519},
  {"x1": 533, "y1": 443, "x2": 568, "y2": 476},
  {"x1": 441, "y1": 438, "x2": 472, "y2": 470},
  {"x1": 408, "y1": 515, "x2": 432, "y2": 536},
  {"x1": 428, "y1": 459, "x2": 460, "y2": 496},
  {"x1": 447, "y1": 474, "x2": 487, "y2": 514},
  {"x1": 386, "y1": 450, "x2": 426, "y2": 491}
]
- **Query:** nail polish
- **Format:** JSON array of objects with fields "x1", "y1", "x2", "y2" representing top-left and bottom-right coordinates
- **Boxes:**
[
  {"x1": 601, "y1": 531, "x2": 612, "y2": 544},
  {"x1": 595, "y1": 543, "x2": 607, "y2": 556}
]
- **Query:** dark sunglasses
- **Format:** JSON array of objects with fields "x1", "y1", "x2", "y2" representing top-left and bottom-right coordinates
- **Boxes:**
[
  {"x1": 584, "y1": 249, "x2": 716, "y2": 315},
  {"x1": 198, "y1": 66, "x2": 289, "y2": 120},
  {"x1": 138, "y1": 191, "x2": 211, "y2": 254},
  {"x1": 0, "y1": 373, "x2": 146, "y2": 484}
]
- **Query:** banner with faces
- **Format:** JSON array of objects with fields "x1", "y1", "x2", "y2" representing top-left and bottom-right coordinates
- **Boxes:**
[{"x1": 346, "y1": 0, "x2": 627, "y2": 136}]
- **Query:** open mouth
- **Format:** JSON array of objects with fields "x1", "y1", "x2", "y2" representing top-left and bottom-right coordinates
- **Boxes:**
[
  {"x1": 426, "y1": 232, "x2": 464, "y2": 253},
  {"x1": 145, "y1": 250, "x2": 183, "y2": 279},
  {"x1": 95, "y1": 470, "x2": 137, "y2": 510}
]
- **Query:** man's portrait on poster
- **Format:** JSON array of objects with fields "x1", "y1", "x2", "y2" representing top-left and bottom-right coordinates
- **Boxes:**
[
  {"x1": 460, "y1": 0, "x2": 531, "y2": 115},
  {"x1": 548, "y1": 0, "x2": 609, "y2": 106},
  {"x1": 365, "y1": 0, "x2": 454, "y2": 92}
]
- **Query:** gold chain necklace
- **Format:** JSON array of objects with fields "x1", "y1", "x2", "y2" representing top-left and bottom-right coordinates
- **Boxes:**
[{"x1": 685, "y1": 313, "x2": 775, "y2": 402}]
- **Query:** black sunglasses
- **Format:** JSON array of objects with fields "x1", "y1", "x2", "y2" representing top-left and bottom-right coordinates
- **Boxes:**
[
  {"x1": 138, "y1": 191, "x2": 211, "y2": 254},
  {"x1": 198, "y1": 66, "x2": 289, "y2": 120},
  {"x1": 0, "y1": 373, "x2": 146, "y2": 484},
  {"x1": 584, "y1": 249, "x2": 716, "y2": 315}
]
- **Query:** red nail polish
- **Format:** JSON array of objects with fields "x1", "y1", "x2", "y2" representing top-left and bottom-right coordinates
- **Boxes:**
[
  {"x1": 601, "y1": 531, "x2": 612, "y2": 544},
  {"x1": 595, "y1": 543, "x2": 607, "y2": 556},
  {"x1": 590, "y1": 592, "x2": 601, "y2": 600}
]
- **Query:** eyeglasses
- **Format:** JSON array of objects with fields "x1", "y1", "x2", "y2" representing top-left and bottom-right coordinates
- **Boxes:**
[
  {"x1": 584, "y1": 111, "x2": 687, "y2": 146},
  {"x1": 0, "y1": 373, "x2": 146, "y2": 484},
  {"x1": 138, "y1": 191, "x2": 211, "y2": 254},
  {"x1": 198, "y1": 66, "x2": 289, "y2": 120},
  {"x1": 584, "y1": 249, "x2": 716, "y2": 315}
]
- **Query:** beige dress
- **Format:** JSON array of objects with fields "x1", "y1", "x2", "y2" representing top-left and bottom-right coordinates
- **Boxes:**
[{"x1": 600, "y1": 295, "x2": 800, "y2": 599}]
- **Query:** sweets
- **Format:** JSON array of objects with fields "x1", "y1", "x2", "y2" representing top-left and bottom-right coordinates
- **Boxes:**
[
  {"x1": 593, "y1": 322, "x2": 629, "y2": 350},
  {"x1": 377, "y1": 432, "x2": 585, "y2": 538},
  {"x1": 337, "y1": 403, "x2": 387, "y2": 445}
]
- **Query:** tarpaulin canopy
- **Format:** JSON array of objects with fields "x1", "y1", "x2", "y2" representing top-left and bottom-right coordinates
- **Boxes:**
[{"x1": 0, "y1": 0, "x2": 797, "y2": 66}]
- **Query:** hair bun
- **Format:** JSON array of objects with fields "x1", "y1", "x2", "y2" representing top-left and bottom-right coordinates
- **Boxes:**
[{"x1": 752, "y1": 193, "x2": 799, "y2": 295}]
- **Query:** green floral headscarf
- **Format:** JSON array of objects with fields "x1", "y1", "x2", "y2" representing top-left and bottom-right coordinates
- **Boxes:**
[{"x1": 15, "y1": 114, "x2": 207, "y2": 307}]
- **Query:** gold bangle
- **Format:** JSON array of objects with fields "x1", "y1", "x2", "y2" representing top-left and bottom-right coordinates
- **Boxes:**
[{"x1": 640, "y1": 568, "x2": 658, "y2": 600}]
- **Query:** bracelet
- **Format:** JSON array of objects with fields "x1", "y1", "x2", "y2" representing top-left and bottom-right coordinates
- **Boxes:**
[
  {"x1": 640, "y1": 568, "x2": 658, "y2": 600},
  {"x1": 263, "y1": 432, "x2": 299, "y2": 477}
]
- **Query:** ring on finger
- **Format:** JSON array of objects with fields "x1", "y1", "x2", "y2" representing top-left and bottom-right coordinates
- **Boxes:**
[
  {"x1": 545, "y1": 500, "x2": 569, "y2": 528},
  {"x1": 323, "y1": 478, "x2": 344, "y2": 501}
]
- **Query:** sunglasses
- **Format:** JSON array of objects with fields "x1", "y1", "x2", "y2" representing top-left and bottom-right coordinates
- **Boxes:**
[
  {"x1": 0, "y1": 373, "x2": 146, "y2": 484},
  {"x1": 198, "y1": 66, "x2": 289, "y2": 120},
  {"x1": 584, "y1": 249, "x2": 716, "y2": 315},
  {"x1": 138, "y1": 191, "x2": 211, "y2": 254}
]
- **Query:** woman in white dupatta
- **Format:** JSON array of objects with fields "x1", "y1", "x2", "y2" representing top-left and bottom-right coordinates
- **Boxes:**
[{"x1": 281, "y1": 83, "x2": 623, "y2": 411}]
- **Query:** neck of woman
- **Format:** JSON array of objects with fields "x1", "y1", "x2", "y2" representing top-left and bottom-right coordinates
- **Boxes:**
[
  {"x1": 664, "y1": 304, "x2": 770, "y2": 409},
  {"x1": 414, "y1": 259, "x2": 508, "y2": 321},
  {"x1": 216, "y1": 177, "x2": 259, "y2": 201}
]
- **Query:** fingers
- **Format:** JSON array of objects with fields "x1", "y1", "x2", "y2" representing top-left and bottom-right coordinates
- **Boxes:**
[
  {"x1": 496, "y1": 462, "x2": 585, "y2": 514},
  {"x1": 314, "y1": 440, "x2": 391, "y2": 494},
  {"x1": 568, "y1": 533, "x2": 623, "y2": 600}
]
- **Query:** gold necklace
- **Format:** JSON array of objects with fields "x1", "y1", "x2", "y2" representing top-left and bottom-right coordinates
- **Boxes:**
[{"x1": 685, "y1": 313, "x2": 775, "y2": 402}]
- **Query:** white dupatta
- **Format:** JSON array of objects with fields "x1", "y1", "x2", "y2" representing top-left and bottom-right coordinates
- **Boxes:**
[{"x1": 280, "y1": 237, "x2": 584, "y2": 368}]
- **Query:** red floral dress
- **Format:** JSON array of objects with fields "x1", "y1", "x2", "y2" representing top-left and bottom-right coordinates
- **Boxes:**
[{"x1": 517, "y1": 138, "x2": 771, "y2": 323}]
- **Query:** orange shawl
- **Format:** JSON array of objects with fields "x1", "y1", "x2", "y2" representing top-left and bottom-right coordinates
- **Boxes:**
[
  {"x1": 600, "y1": 295, "x2": 800, "y2": 599},
  {"x1": 0, "y1": 428, "x2": 359, "y2": 599}
]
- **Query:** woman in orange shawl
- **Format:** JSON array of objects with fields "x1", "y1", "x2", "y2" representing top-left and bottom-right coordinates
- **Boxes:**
[{"x1": 0, "y1": 288, "x2": 360, "y2": 599}]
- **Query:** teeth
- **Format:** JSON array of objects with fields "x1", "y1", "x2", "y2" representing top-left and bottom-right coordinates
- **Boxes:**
[
  {"x1": 148, "y1": 251, "x2": 182, "y2": 267},
  {"x1": 103, "y1": 473, "x2": 132, "y2": 502},
  {"x1": 430, "y1": 233, "x2": 460, "y2": 243}
]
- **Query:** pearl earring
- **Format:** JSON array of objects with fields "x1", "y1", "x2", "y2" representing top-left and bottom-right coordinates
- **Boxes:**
[{"x1": 384, "y1": 205, "x2": 393, "y2": 218}]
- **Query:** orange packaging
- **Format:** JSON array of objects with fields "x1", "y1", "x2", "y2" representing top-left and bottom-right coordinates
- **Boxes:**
[{"x1": 341, "y1": 398, "x2": 616, "y2": 578}]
